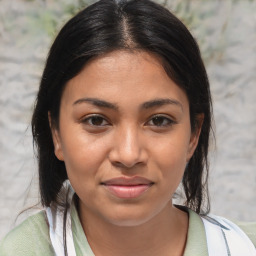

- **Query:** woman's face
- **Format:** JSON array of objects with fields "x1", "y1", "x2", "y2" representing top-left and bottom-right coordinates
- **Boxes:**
[{"x1": 51, "y1": 50, "x2": 201, "y2": 227}]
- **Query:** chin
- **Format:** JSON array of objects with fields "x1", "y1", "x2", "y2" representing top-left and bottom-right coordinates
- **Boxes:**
[{"x1": 103, "y1": 204, "x2": 164, "y2": 227}]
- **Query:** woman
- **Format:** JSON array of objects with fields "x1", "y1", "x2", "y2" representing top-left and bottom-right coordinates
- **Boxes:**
[{"x1": 0, "y1": 0, "x2": 255, "y2": 255}]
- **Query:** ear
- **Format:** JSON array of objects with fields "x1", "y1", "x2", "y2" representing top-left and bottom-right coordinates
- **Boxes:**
[
  {"x1": 48, "y1": 112, "x2": 64, "y2": 161},
  {"x1": 186, "y1": 114, "x2": 204, "y2": 162}
]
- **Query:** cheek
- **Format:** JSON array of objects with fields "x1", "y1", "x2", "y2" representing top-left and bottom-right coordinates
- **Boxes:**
[
  {"x1": 62, "y1": 136, "x2": 108, "y2": 203},
  {"x1": 151, "y1": 133, "x2": 190, "y2": 183},
  {"x1": 60, "y1": 128, "x2": 109, "y2": 179},
  {"x1": 154, "y1": 136, "x2": 189, "y2": 165}
]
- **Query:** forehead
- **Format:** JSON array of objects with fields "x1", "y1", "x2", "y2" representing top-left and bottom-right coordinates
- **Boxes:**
[
  {"x1": 69, "y1": 50, "x2": 168, "y2": 88},
  {"x1": 88, "y1": 50, "x2": 164, "y2": 74},
  {"x1": 62, "y1": 50, "x2": 189, "y2": 110}
]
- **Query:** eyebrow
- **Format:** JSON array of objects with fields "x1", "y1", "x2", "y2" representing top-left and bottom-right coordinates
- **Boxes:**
[
  {"x1": 73, "y1": 97, "x2": 183, "y2": 111},
  {"x1": 73, "y1": 97, "x2": 118, "y2": 110},
  {"x1": 141, "y1": 98, "x2": 183, "y2": 111}
]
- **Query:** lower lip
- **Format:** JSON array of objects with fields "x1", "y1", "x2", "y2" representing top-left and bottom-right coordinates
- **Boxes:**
[{"x1": 103, "y1": 184, "x2": 152, "y2": 199}]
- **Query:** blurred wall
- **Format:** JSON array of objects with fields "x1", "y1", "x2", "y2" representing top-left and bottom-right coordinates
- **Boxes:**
[{"x1": 0, "y1": 0, "x2": 255, "y2": 240}]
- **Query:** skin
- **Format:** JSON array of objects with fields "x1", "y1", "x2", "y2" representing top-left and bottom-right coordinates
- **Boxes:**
[{"x1": 51, "y1": 50, "x2": 203, "y2": 256}]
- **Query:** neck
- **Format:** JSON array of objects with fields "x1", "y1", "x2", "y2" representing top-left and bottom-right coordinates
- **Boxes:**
[{"x1": 78, "y1": 201, "x2": 188, "y2": 256}]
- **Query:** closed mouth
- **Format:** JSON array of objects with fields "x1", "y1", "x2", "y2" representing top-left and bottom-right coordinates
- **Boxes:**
[{"x1": 101, "y1": 176, "x2": 154, "y2": 199}]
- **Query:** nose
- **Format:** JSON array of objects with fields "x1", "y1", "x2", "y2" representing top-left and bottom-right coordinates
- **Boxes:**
[{"x1": 108, "y1": 125, "x2": 148, "y2": 169}]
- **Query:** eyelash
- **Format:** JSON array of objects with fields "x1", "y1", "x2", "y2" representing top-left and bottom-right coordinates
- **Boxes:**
[
  {"x1": 81, "y1": 114, "x2": 175, "y2": 128},
  {"x1": 146, "y1": 115, "x2": 176, "y2": 127},
  {"x1": 81, "y1": 114, "x2": 110, "y2": 127}
]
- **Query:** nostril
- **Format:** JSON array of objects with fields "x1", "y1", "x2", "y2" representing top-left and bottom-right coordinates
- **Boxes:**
[
  {"x1": 111, "y1": 160, "x2": 144, "y2": 169},
  {"x1": 112, "y1": 161, "x2": 125, "y2": 168}
]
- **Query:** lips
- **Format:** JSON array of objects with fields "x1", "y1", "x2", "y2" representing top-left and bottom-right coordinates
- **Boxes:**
[{"x1": 101, "y1": 176, "x2": 154, "y2": 199}]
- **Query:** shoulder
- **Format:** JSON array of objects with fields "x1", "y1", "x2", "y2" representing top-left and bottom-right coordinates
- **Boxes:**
[
  {"x1": 0, "y1": 211, "x2": 55, "y2": 256},
  {"x1": 235, "y1": 221, "x2": 256, "y2": 247},
  {"x1": 204, "y1": 214, "x2": 256, "y2": 248},
  {"x1": 214, "y1": 216, "x2": 256, "y2": 247}
]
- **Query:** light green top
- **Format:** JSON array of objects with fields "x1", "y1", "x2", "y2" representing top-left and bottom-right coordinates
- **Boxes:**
[{"x1": 0, "y1": 205, "x2": 255, "y2": 256}]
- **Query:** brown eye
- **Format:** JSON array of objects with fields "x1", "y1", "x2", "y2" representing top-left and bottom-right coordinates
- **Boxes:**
[
  {"x1": 83, "y1": 115, "x2": 109, "y2": 126},
  {"x1": 146, "y1": 115, "x2": 174, "y2": 127}
]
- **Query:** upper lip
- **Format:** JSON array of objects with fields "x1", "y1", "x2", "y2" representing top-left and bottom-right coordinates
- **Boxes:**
[{"x1": 101, "y1": 176, "x2": 154, "y2": 186}]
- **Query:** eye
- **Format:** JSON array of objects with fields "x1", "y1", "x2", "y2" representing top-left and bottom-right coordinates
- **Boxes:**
[
  {"x1": 146, "y1": 115, "x2": 175, "y2": 127},
  {"x1": 82, "y1": 115, "x2": 110, "y2": 126}
]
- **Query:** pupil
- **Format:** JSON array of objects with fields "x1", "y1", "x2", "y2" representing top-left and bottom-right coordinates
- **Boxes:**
[
  {"x1": 92, "y1": 116, "x2": 103, "y2": 125},
  {"x1": 153, "y1": 117, "x2": 164, "y2": 126}
]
